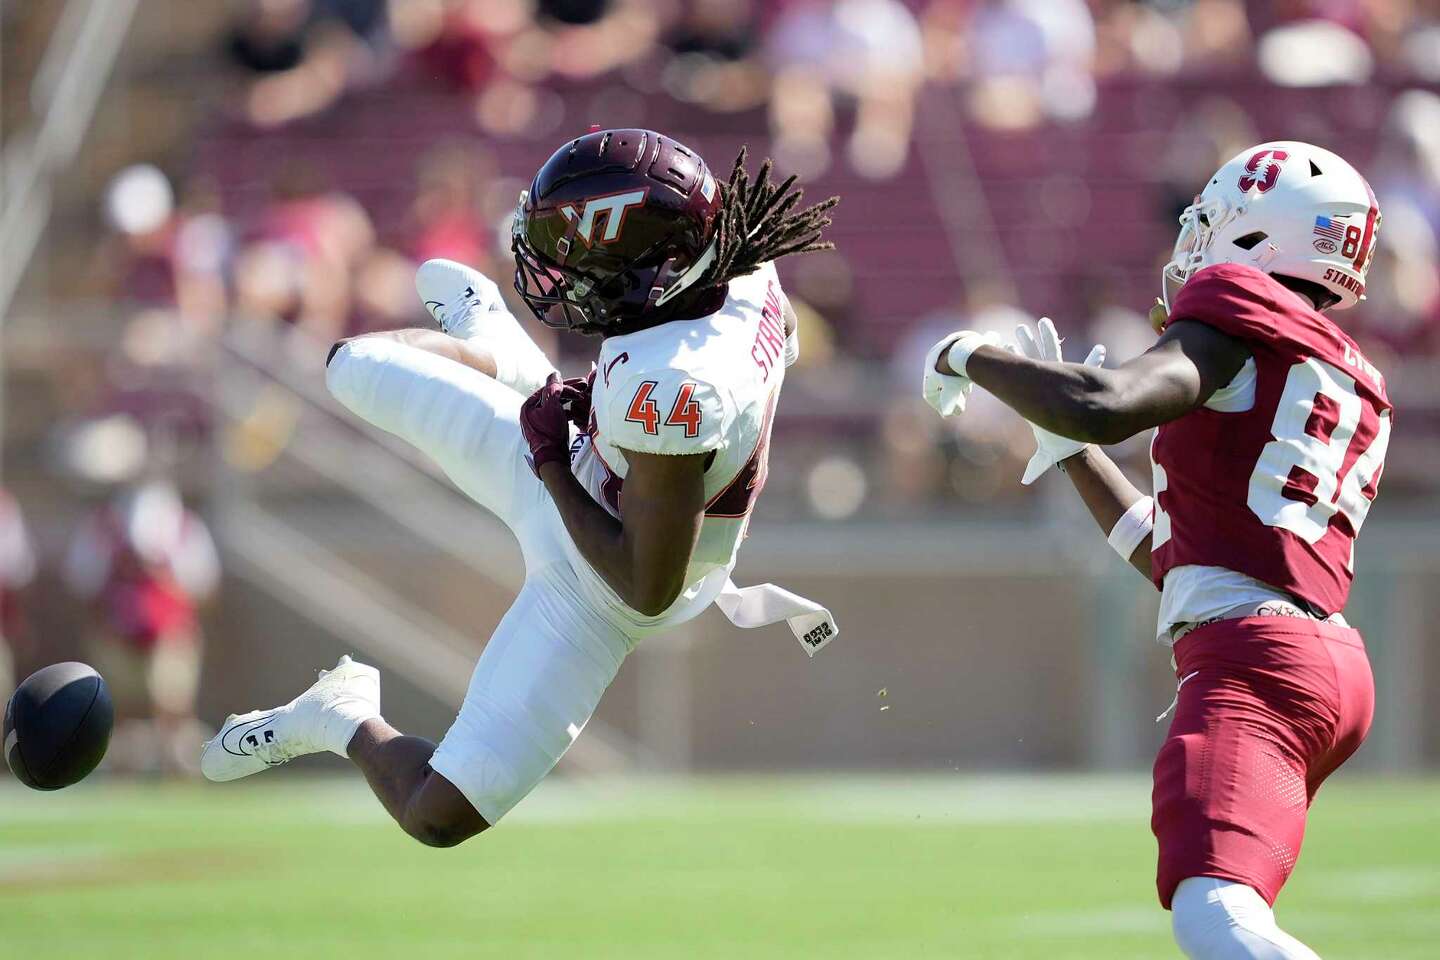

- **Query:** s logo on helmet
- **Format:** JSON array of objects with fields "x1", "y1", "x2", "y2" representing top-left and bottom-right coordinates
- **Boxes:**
[
  {"x1": 559, "y1": 189, "x2": 649, "y2": 247},
  {"x1": 1237, "y1": 149, "x2": 1289, "y2": 194}
]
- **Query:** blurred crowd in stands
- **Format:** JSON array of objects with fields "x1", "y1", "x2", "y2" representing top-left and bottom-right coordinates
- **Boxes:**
[
  {"x1": 83, "y1": 0, "x2": 1440, "y2": 520},
  {"x1": 16, "y1": 0, "x2": 1440, "y2": 781}
]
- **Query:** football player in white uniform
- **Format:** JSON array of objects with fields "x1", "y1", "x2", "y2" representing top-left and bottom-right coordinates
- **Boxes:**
[{"x1": 201, "y1": 129, "x2": 839, "y2": 846}]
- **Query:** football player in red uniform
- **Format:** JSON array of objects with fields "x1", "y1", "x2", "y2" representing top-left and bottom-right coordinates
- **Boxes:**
[{"x1": 924, "y1": 141, "x2": 1388, "y2": 959}]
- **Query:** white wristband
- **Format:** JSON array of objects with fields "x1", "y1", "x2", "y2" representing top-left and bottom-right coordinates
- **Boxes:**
[
  {"x1": 944, "y1": 331, "x2": 1003, "y2": 377},
  {"x1": 1107, "y1": 496, "x2": 1155, "y2": 561}
]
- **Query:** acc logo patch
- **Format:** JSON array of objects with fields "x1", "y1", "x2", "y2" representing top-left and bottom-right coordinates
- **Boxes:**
[{"x1": 1238, "y1": 149, "x2": 1289, "y2": 194}]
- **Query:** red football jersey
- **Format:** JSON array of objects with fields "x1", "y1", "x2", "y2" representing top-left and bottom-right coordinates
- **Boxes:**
[{"x1": 1150, "y1": 264, "x2": 1392, "y2": 615}]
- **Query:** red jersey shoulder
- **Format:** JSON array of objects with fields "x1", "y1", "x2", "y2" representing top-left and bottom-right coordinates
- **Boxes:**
[
  {"x1": 1169, "y1": 264, "x2": 1305, "y2": 345},
  {"x1": 1170, "y1": 264, "x2": 1388, "y2": 406}
]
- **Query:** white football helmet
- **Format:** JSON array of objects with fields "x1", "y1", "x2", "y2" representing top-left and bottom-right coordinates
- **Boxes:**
[{"x1": 1163, "y1": 140, "x2": 1381, "y2": 311}]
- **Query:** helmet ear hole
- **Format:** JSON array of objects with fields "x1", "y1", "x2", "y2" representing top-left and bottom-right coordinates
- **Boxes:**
[{"x1": 1233, "y1": 231, "x2": 1268, "y2": 250}]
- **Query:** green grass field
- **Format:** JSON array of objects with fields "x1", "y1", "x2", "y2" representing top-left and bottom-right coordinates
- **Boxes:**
[{"x1": 2, "y1": 774, "x2": 1437, "y2": 959}]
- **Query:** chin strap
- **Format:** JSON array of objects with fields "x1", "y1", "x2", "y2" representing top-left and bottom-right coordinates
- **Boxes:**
[
  {"x1": 1253, "y1": 243, "x2": 1280, "y2": 271},
  {"x1": 652, "y1": 238, "x2": 719, "y2": 307}
]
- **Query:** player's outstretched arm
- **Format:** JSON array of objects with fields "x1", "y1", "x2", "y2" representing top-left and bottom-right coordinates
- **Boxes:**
[
  {"x1": 953, "y1": 321, "x2": 1249, "y2": 445},
  {"x1": 1059, "y1": 446, "x2": 1154, "y2": 580},
  {"x1": 922, "y1": 318, "x2": 1161, "y2": 580},
  {"x1": 973, "y1": 319, "x2": 1154, "y2": 580}
]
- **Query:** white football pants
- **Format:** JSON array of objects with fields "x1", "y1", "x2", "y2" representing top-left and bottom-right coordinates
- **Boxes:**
[{"x1": 326, "y1": 336, "x2": 640, "y2": 824}]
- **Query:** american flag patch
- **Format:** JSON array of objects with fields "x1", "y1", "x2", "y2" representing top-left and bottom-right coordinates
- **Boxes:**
[{"x1": 1313, "y1": 215, "x2": 1348, "y2": 243}]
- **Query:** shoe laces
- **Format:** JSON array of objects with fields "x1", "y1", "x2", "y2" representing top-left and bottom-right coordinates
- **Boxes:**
[
  {"x1": 246, "y1": 717, "x2": 308, "y2": 767},
  {"x1": 438, "y1": 291, "x2": 483, "y2": 335}
]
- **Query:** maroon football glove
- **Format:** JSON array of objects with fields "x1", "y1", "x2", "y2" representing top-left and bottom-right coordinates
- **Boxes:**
[
  {"x1": 561, "y1": 373, "x2": 593, "y2": 432},
  {"x1": 520, "y1": 374, "x2": 588, "y2": 477}
]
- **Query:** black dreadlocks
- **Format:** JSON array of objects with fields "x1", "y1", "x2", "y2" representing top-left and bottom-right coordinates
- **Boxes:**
[{"x1": 704, "y1": 147, "x2": 840, "y2": 288}]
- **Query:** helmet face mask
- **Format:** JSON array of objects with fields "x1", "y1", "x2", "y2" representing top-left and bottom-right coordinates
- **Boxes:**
[
  {"x1": 1161, "y1": 141, "x2": 1380, "y2": 313},
  {"x1": 511, "y1": 245, "x2": 598, "y2": 333},
  {"x1": 512, "y1": 204, "x2": 660, "y2": 334},
  {"x1": 1163, "y1": 194, "x2": 1241, "y2": 309},
  {"x1": 511, "y1": 129, "x2": 722, "y2": 336}
]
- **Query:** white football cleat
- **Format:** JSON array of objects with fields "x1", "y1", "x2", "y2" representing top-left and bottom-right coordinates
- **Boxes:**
[
  {"x1": 200, "y1": 655, "x2": 381, "y2": 782},
  {"x1": 416, "y1": 258, "x2": 506, "y2": 340}
]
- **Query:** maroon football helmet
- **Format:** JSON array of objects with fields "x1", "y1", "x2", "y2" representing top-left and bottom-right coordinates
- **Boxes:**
[{"x1": 512, "y1": 129, "x2": 724, "y2": 335}]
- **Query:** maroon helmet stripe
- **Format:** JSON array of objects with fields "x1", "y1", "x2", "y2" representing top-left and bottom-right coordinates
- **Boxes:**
[{"x1": 1353, "y1": 176, "x2": 1379, "y2": 274}]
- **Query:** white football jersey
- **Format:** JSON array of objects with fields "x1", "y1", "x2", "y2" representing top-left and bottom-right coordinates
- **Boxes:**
[{"x1": 570, "y1": 261, "x2": 795, "y2": 607}]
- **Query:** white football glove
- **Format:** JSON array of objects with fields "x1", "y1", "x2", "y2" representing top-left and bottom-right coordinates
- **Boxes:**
[
  {"x1": 921, "y1": 330, "x2": 1007, "y2": 417},
  {"x1": 1015, "y1": 317, "x2": 1107, "y2": 485}
]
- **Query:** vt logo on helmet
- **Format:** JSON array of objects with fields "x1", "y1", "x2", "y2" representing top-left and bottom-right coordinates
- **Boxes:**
[
  {"x1": 511, "y1": 129, "x2": 723, "y2": 335},
  {"x1": 1163, "y1": 140, "x2": 1381, "y2": 312},
  {"x1": 556, "y1": 189, "x2": 650, "y2": 249}
]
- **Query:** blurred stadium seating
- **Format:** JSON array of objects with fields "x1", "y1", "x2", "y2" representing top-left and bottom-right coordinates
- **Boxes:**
[{"x1": 2, "y1": 0, "x2": 1439, "y2": 781}]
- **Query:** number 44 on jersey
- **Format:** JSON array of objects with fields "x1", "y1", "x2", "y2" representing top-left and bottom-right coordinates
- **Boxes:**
[{"x1": 625, "y1": 380, "x2": 704, "y2": 438}]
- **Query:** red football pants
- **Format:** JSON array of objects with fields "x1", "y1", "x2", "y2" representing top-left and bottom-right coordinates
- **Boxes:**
[{"x1": 1151, "y1": 616, "x2": 1374, "y2": 908}]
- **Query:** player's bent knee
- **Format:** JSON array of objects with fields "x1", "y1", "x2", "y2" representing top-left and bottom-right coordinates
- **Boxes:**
[
  {"x1": 404, "y1": 813, "x2": 485, "y2": 849},
  {"x1": 401, "y1": 804, "x2": 488, "y2": 848},
  {"x1": 401, "y1": 769, "x2": 490, "y2": 849}
]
